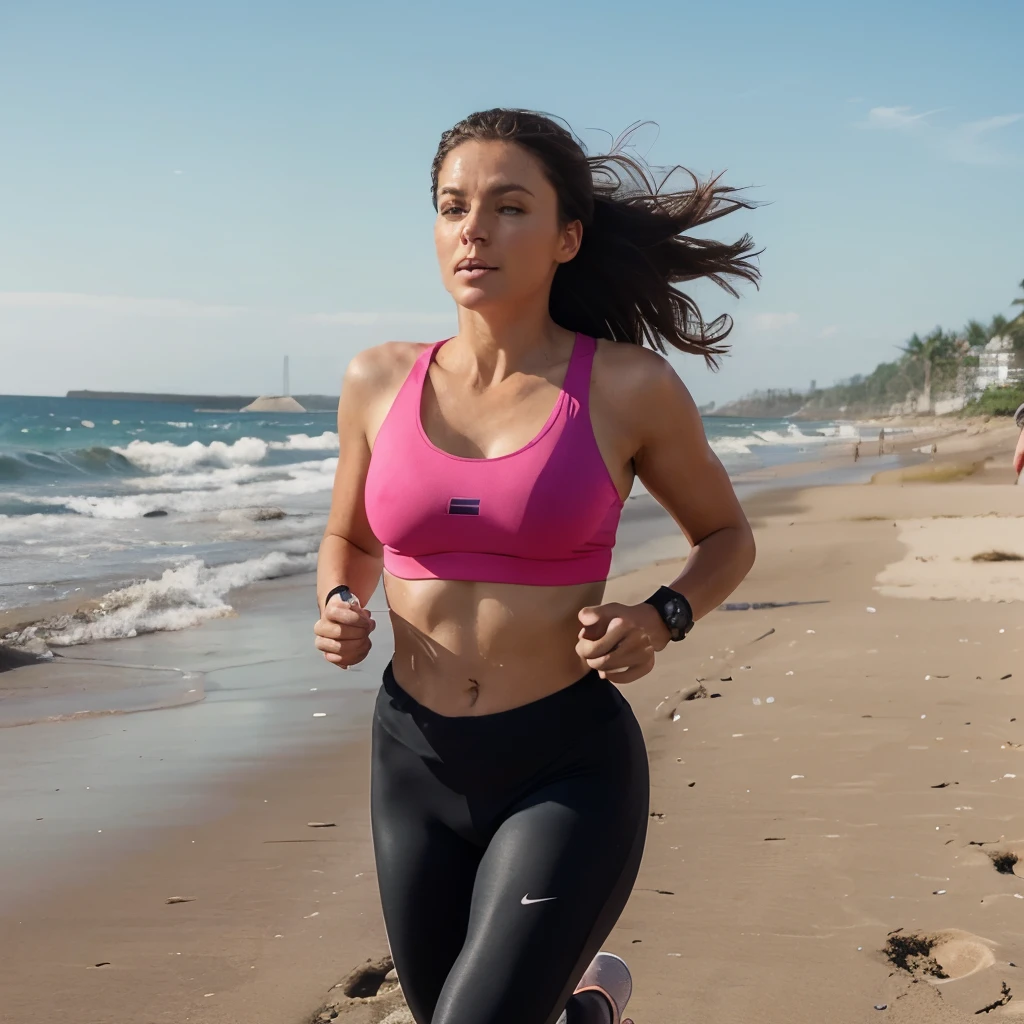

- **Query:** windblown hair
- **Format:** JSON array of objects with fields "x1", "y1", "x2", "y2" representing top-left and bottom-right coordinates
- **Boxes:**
[{"x1": 430, "y1": 108, "x2": 762, "y2": 367}]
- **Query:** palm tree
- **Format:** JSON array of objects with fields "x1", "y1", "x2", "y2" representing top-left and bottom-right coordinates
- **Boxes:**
[
  {"x1": 964, "y1": 319, "x2": 988, "y2": 348},
  {"x1": 1009, "y1": 279, "x2": 1024, "y2": 352},
  {"x1": 901, "y1": 328, "x2": 955, "y2": 408},
  {"x1": 990, "y1": 313, "x2": 1009, "y2": 339}
]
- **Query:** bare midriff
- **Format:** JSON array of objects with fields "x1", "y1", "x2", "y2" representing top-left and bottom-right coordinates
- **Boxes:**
[{"x1": 384, "y1": 572, "x2": 607, "y2": 716}]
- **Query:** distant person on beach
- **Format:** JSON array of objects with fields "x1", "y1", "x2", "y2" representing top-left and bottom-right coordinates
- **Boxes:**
[
  {"x1": 314, "y1": 108, "x2": 757, "y2": 1024},
  {"x1": 1014, "y1": 402, "x2": 1024, "y2": 479}
]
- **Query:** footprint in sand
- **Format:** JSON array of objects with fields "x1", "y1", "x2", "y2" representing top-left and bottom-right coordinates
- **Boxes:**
[
  {"x1": 883, "y1": 929, "x2": 996, "y2": 983},
  {"x1": 883, "y1": 929, "x2": 1020, "y2": 1018},
  {"x1": 927, "y1": 933, "x2": 997, "y2": 984},
  {"x1": 985, "y1": 845, "x2": 1023, "y2": 879},
  {"x1": 962, "y1": 839, "x2": 1024, "y2": 879},
  {"x1": 317, "y1": 956, "x2": 407, "y2": 1022}
]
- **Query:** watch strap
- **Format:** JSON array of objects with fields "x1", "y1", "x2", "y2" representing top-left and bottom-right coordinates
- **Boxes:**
[{"x1": 644, "y1": 586, "x2": 694, "y2": 642}]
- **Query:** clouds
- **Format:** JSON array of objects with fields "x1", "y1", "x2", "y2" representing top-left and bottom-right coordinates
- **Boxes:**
[
  {"x1": 0, "y1": 292, "x2": 247, "y2": 318},
  {"x1": 300, "y1": 311, "x2": 455, "y2": 327},
  {"x1": 0, "y1": 294, "x2": 458, "y2": 396},
  {"x1": 0, "y1": 292, "x2": 455, "y2": 328},
  {"x1": 865, "y1": 105, "x2": 944, "y2": 130},
  {"x1": 750, "y1": 311, "x2": 800, "y2": 332},
  {"x1": 859, "y1": 104, "x2": 1023, "y2": 165}
]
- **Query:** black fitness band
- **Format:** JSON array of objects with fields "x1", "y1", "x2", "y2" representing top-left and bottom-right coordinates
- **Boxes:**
[{"x1": 320, "y1": 584, "x2": 355, "y2": 615}]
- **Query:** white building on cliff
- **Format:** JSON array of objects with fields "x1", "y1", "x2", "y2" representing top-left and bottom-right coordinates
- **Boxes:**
[{"x1": 972, "y1": 335, "x2": 1022, "y2": 391}]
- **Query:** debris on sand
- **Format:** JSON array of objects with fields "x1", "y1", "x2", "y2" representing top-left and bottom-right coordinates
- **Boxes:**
[
  {"x1": 988, "y1": 851, "x2": 1019, "y2": 876},
  {"x1": 721, "y1": 600, "x2": 829, "y2": 611},
  {"x1": 881, "y1": 932, "x2": 948, "y2": 979},
  {"x1": 972, "y1": 550, "x2": 1022, "y2": 563},
  {"x1": 975, "y1": 982, "x2": 1012, "y2": 1014}
]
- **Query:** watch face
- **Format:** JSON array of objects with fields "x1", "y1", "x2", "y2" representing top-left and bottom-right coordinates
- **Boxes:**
[
  {"x1": 664, "y1": 595, "x2": 685, "y2": 635},
  {"x1": 647, "y1": 588, "x2": 692, "y2": 640}
]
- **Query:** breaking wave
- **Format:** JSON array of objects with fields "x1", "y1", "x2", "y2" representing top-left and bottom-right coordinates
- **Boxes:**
[{"x1": 2, "y1": 551, "x2": 317, "y2": 648}]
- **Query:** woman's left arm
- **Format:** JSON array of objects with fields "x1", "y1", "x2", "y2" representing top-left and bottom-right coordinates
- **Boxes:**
[
  {"x1": 578, "y1": 355, "x2": 756, "y2": 680},
  {"x1": 631, "y1": 357, "x2": 756, "y2": 623}
]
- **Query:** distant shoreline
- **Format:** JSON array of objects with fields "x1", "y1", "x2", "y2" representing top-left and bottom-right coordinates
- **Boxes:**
[{"x1": 65, "y1": 389, "x2": 340, "y2": 410}]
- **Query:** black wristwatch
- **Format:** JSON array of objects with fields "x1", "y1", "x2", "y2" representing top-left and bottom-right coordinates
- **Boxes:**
[{"x1": 643, "y1": 586, "x2": 694, "y2": 642}]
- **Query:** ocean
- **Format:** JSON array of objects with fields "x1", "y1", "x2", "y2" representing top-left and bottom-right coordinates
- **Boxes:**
[{"x1": 0, "y1": 394, "x2": 860, "y2": 648}]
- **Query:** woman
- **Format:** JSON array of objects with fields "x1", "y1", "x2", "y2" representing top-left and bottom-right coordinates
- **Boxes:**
[{"x1": 314, "y1": 108, "x2": 758, "y2": 1024}]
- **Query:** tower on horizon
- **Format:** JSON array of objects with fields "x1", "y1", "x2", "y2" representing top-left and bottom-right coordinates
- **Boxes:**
[{"x1": 240, "y1": 354, "x2": 304, "y2": 411}]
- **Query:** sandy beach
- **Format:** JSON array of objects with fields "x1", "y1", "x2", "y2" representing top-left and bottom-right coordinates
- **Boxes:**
[{"x1": 1, "y1": 418, "x2": 1022, "y2": 1024}]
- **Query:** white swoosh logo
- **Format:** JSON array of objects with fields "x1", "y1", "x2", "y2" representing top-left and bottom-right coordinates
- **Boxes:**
[{"x1": 521, "y1": 894, "x2": 557, "y2": 905}]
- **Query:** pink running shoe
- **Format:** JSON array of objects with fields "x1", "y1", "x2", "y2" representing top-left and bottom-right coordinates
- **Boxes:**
[{"x1": 574, "y1": 951, "x2": 633, "y2": 1023}]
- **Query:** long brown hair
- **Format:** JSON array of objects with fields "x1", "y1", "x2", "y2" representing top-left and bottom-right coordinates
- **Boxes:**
[{"x1": 430, "y1": 108, "x2": 762, "y2": 368}]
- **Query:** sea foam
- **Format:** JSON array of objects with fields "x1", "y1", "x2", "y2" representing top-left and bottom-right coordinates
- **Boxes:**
[
  {"x1": 112, "y1": 437, "x2": 270, "y2": 473},
  {"x1": 6, "y1": 551, "x2": 317, "y2": 647},
  {"x1": 268, "y1": 431, "x2": 339, "y2": 451}
]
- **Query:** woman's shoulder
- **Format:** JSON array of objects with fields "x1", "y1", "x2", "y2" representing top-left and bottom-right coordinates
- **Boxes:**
[
  {"x1": 591, "y1": 337, "x2": 682, "y2": 401},
  {"x1": 589, "y1": 337, "x2": 701, "y2": 447},
  {"x1": 343, "y1": 341, "x2": 433, "y2": 391}
]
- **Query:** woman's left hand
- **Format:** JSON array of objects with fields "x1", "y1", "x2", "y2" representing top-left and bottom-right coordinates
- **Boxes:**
[{"x1": 576, "y1": 602, "x2": 669, "y2": 683}]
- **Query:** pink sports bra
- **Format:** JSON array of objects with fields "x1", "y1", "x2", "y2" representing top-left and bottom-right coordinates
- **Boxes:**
[{"x1": 364, "y1": 332, "x2": 624, "y2": 586}]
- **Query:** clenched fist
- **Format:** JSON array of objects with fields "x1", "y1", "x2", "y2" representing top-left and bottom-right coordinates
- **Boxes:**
[
  {"x1": 314, "y1": 594, "x2": 376, "y2": 669},
  {"x1": 575, "y1": 601, "x2": 669, "y2": 684}
]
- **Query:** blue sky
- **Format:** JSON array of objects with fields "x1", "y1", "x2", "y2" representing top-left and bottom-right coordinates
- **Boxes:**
[{"x1": 1, "y1": 0, "x2": 1022, "y2": 407}]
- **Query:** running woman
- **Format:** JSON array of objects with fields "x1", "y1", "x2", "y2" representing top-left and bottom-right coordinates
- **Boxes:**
[{"x1": 314, "y1": 108, "x2": 759, "y2": 1024}]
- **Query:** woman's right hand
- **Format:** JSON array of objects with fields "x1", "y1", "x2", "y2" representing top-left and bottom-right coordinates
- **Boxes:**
[{"x1": 314, "y1": 596, "x2": 376, "y2": 669}]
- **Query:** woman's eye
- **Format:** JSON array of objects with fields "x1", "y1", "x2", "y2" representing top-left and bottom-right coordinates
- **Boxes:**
[{"x1": 441, "y1": 204, "x2": 521, "y2": 216}]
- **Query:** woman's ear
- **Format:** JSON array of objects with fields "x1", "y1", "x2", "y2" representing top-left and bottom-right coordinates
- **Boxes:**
[{"x1": 555, "y1": 219, "x2": 583, "y2": 264}]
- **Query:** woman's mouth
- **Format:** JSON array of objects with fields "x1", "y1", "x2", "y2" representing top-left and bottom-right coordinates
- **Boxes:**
[
  {"x1": 455, "y1": 258, "x2": 497, "y2": 280},
  {"x1": 456, "y1": 266, "x2": 496, "y2": 280}
]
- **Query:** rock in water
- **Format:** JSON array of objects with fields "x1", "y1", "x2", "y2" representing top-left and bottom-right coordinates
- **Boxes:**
[
  {"x1": 143, "y1": 509, "x2": 169, "y2": 518},
  {"x1": 250, "y1": 507, "x2": 287, "y2": 521},
  {"x1": 0, "y1": 644, "x2": 47, "y2": 672}
]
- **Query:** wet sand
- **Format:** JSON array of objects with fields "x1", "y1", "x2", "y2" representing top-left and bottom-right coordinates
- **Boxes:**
[{"x1": 1, "y1": 419, "x2": 1022, "y2": 1024}]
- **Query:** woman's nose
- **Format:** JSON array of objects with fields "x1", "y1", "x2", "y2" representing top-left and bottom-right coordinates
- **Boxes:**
[{"x1": 460, "y1": 207, "x2": 489, "y2": 245}]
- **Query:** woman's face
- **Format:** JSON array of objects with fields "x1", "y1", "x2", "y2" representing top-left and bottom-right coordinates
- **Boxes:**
[{"x1": 434, "y1": 139, "x2": 582, "y2": 313}]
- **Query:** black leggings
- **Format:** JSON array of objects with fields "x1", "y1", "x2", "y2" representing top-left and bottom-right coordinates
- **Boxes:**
[{"x1": 370, "y1": 661, "x2": 650, "y2": 1024}]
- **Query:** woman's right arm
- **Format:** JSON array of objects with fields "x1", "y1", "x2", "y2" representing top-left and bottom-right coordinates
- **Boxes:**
[{"x1": 316, "y1": 350, "x2": 386, "y2": 615}]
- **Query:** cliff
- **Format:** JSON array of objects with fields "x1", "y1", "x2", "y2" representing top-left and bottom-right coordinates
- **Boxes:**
[{"x1": 711, "y1": 390, "x2": 806, "y2": 419}]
